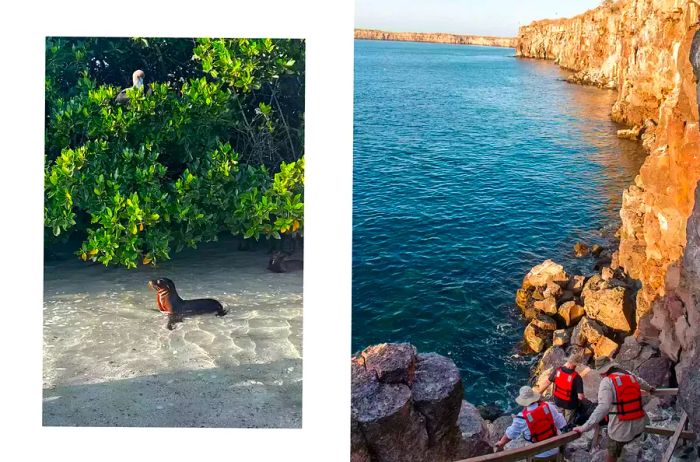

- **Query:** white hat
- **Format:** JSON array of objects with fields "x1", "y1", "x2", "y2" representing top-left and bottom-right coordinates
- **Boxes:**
[{"x1": 515, "y1": 386, "x2": 542, "y2": 407}]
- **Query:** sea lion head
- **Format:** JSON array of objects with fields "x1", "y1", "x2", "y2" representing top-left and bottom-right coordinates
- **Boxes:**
[
  {"x1": 147, "y1": 278, "x2": 177, "y2": 313},
  {"x1": 267, "y1": 251, "x2": 290, "y2": 273}
]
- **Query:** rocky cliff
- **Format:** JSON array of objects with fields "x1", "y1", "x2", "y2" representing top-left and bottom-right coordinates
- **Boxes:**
[
  {"x1": 355, "y1": 29, "x2": 517, "y2": 48},
  {"x1": 518, "y1": 0, "x2": 700, "y2": 348}
]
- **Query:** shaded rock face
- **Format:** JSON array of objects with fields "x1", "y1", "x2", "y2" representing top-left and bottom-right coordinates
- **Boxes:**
[
  {"x1": 351, "y1": 344, "x2": 491, "y2": 462},
  {"x1": 518, "y1": 0, "x2": 700, "y2": 329},
  {"x1": 354, "y1": 28, "x2": 517, "y2": 48}
]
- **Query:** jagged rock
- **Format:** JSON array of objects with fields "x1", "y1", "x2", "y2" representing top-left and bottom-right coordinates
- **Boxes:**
[
  {"x1": 558, "y1": 290, "x2": 576, "y2": 304},
  {"x1": 533, "y1": 296, "x2": 558, "y2": 316},
  {"x1": 635, "y1": 314, "x2": 660, "y2": 347},
  {"x1": 543, "y1": 281, "x2": 563, "y2": 300},
  {"x1": 532, "y1": 314, "x2": 557, "y2": 331},
  {"x1": 571, "y1": 317, "x2": 605, "y2": 346},
  {"x1": 643, "y1": 397, "x2": 665, "y2": 422},
  {"x1": 634, "y1": 356, "x2": 670, "y2": 388},
  {"x1": 583, "y1": 285, "x2": 633, "y2": 333},
  {"x1": 592, "y1": 336, "x2": 619, "y2": 360},
  {"x1": 574, "y1": 242, "x2": 590, "y2": 257},
  {"x1": 591, "y1": 244, "x2": 604, "y2": 257},
  {"x1": 552, "y1": 329, "x2": 571, "y2": 347},
  {"x1": 361, "y1": 343, "x2": 417, "y2": 385},
  {"x1": 522, "y1": 260, "x2": 569, "y2": 290},
  {"x1": 616, "y1": 125, "x2": 643, "y2": 140},
  {"x1": 524, "y1": 323, "x2": 549, "y2": 353},
  {"x1": 515, "y1": 288, "x2": 530, "y2": 310},
  {"x1": 486, "y1": 415, "x2": 512, "y2": 445},
  {"x1": 476, "y1": 404, "x2": 503, "y2": 422},
  {"x1": 413, "y1": 353, "x2": 463, "y2": 445},
  {"x1": 351, "y1": 419, "x2": 371, "y2": 462},
  {"x1": 559, "y1": 301, "x2": 585, "y2": 327},
  {"x1": 456, "y1": 401, "x2": 492, "y2": 458},
  {"x1": 616, "y1": 336, "x2": 642, "y2": 362},
  {"x1": 352, "y1": 344, "x2": 491, "y2": 462},
  {"x1": 353, "y1": 381, "x2": 429, "y2": 462},
  {"x1": 678, "y1": 350, "x2": 700, "y2": 450},
  {"x1": 601, "y1": 267, "x2": 614, "y2": 281},
  {"x1": 567, "y1": 275, "x2": 586, "y2": 295}
]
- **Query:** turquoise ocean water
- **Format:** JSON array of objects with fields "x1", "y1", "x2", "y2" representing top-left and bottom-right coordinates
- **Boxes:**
[{"x1": 352, "y1": 39, "x2": 646, "y2": 408}]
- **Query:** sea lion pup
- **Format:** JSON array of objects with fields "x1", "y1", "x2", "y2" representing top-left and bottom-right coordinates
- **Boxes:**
[
  {"x1": 147, "y1": 278, "x2": 226, "y2": 330},
  {"x1": 267, "y1": 251, "x2": 304, "y2": 273}
]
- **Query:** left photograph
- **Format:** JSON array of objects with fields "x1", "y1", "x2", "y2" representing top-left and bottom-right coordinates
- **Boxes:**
[{"x1": 43, "y1": 37, "x2": 304, "y2": 428}]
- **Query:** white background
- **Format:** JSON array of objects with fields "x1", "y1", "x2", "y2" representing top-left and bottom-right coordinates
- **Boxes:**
[{"x1": 0, "y1": 0, "x2": 354, "y2": 460}]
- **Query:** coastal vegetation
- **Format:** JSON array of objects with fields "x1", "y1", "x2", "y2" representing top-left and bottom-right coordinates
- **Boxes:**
[{"x1": 45, "y1": 37, "x2": 305, "y2": 268}]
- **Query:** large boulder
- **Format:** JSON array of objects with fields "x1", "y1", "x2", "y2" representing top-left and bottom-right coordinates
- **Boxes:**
[
  {"x1": 533, "y1": 296, "x2": 558, "y2": 316},
  {"x1": 524, "y1": 323, "x2": 549, "y2": 353},
  {"x1": 552, "y1": 329, "x2": 571, "y2": 347},
  {"x1": 522, "y1": 260, "x2": 569, "y2": 290},
  {"x1": 572, "y1": 317, "x2": 619, "y2": 361},
  {"x1": 360, "y1": 343, "x2": 417, "y2": 385},
  {"x1": 486, "y1": 415, "x2": 513, "y2": 446},
  {"x1": 531, "y1": 314, "x2": 557, "y2": 331},
  {"x1": 567, "y1": 275, "x2": 586, "y2": 295},
  {"x1": 573, "y1": 242, "x2": 590, "y2": 257},
  {"x1": 456, "y1": 401, "x2": 492, "y2": 458},
  {"x1": 559, "y1": 301, "x2": 585, "y2": 326},
  {"x1": 412, "y1": 353, "x2": 463, "y2": 445},
  {"x1": 352, "y1": 344, "x2": 490, "y2": 462},
  {"x1": 583, "y1": 285, "x2": 634, "y2": 333}
]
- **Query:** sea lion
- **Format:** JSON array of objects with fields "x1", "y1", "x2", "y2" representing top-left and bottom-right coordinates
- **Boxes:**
[
  {"x1": 267, "y1": 251, "x2": 303, "y2": 273},
  {"x1": 147, "y1": 278, "x2": 226, "y2": 330}
]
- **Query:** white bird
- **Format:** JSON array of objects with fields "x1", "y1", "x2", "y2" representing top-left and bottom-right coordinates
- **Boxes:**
[{"x1": 115, "y1": 69, "x2": 146, "y2": 104}]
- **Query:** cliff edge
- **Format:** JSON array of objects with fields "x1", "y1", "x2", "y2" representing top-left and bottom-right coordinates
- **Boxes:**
[{"x1": 518, "y1": 0, "x2": 699, "y2": 349}]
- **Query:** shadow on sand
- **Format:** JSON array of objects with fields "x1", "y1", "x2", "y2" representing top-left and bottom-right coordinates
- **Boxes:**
[{"x1": 43, "y1": 358, "x2": 302, "y2": 428}]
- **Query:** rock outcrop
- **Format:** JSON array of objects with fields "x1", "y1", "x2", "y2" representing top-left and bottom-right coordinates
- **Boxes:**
[
  {"x1": 355, "y1": 29, "x2": 517, "y2": 48},
  {"x1": 351, "y1": 343, "x2": 492, "y2": 462},
  {"x1": 517, "y1": 0, "x2": 700, "y2": 329}
]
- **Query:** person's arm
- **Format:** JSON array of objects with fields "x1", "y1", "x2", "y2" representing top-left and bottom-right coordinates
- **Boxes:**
[
  {"x1": 536, "y1": 378, "x2": 552, "y2": 395},
  {"x1": 575, "y1": 375, "x2": 585, "y2": 402},
  {"x1": 496, "y1": 416, "x2": 525, "y2": 451},
  {"x1": 494, "y1": 435, "x2": 512, "y2": 452},
  {"x1": 548, "y1": 402, "x2": 567, "y2": 431},
  {"x1": 574, "y1": 378, "x2": 612, "y2": 433}
]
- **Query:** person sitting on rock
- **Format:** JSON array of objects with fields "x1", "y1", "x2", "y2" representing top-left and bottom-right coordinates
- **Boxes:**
[
  {"x1": 535, "y1": 351, "x2": 585, "y2": 426},
  {"x1": 573, "y1": 362, "x2": 655, "y2": 462},
  {"x1": 495, "y1": 386, "x2": 567, "y2": 461}
]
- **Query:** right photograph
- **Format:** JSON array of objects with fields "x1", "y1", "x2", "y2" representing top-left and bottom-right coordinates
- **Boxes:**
[{"x1": 351, "y1": 1, "x2": 700, "y2": 461}]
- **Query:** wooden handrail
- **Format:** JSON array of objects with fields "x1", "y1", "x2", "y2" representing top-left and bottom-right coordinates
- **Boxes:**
[
  {"x1": 661, "y1": 411, "x2": 688, "y2": 462},
  {"x1": 650, "y1": 388, "x2": 678, "y2": 396},
  {"x1": 645, "y1": 425, "x2": 695, "y2": 441},
  {"x1": 456, "y1": 431, "x2": 581, "y2": 462},
  {"x1": 457, "y1": 388, "x2": 682, "y2": 462}
]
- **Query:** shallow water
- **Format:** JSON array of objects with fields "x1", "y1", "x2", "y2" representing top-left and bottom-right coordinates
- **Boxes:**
[
  {"x1": 43, "y1": 243, "x2": 302, "y2": 427},
  {"x1": 352, "y1": 40, "x2": 646, "y2": 409}
]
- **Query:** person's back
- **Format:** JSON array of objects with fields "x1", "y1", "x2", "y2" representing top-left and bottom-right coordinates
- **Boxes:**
[
  {"x1": 573, "y1": 364, "x2": 654, "y2": 461},
  {"x1": 495, "y1": 387, "x2": 567, "y2": 460}
]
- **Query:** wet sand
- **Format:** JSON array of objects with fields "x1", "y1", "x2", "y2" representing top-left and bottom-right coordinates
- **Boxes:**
[{"x1": 43, "y1": 244, "x2": 302, "y2": 427}]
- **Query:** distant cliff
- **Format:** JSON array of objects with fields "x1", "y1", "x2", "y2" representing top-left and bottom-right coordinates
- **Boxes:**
[
  {"x1": 517, "y1": 0, "x2": 700, "y2": 335},
  {"x1": 355, "y1": 29, "x2": 517, "y2": 48}
]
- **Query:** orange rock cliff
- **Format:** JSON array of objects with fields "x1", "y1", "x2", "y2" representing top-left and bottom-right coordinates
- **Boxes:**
[
  {"x1": 518, "y1": 0, "x2": 699, "y2": 339},
  {"x1": 355, "y1": 29, "x2": 517, "y2": 48}
]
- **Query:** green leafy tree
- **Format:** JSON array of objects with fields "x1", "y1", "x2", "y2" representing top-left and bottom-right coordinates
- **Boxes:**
[{"x1": 45, "y1": 37, "x2": 304, "y2": 268}]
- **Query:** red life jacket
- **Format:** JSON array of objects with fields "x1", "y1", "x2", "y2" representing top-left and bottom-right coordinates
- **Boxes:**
[
  {"x1": 522, "y1": 401, "x2": 558, "y2": 443},
  {"x1": 553, "y1": 367, "x2": 579, "y2": 403},
  {"x1": 609, "y1": 373, "x2": 645, "y2": 421}
]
